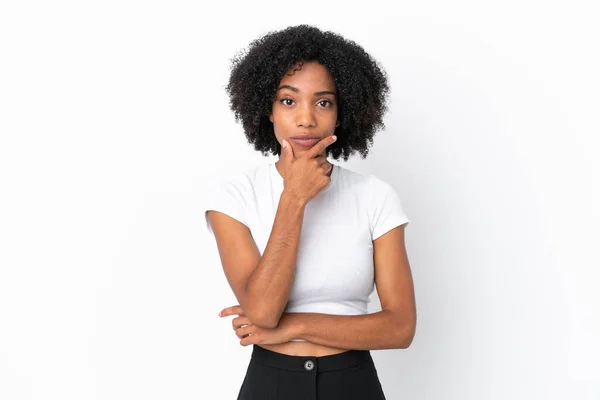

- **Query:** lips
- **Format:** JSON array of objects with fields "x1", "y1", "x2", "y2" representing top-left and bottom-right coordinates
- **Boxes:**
[
  {"x1": 290, "y1": 134, "x2": 321, "y2": 147},
  {"x1": 290, "y1": 137, "x2": 320, "y2": 147}
]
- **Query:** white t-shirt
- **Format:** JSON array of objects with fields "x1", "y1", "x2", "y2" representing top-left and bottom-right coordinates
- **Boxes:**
[{"x1": 204, "y1": 161, "x2": 409, "y2": 338}]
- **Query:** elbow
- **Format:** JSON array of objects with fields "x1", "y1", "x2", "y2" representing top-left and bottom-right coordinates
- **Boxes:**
[
  {"x1": 248, "y1": 308, "x2": 281, "y2": 329},
  {"x1": 241, "y1": 286, "x2": 286, "y2": 329},
  {"x1": 256, "y1": 319, "x2": 278, "y2": 329},
  {"x1": 387, "y1": 309, "x2": 416, "y2": 349},
  {"x1": 393, "y1": 320, "x2": 417, "y2": 349},
  {"x1": 240, "y1": 292, "x2": 280, "y2": 329},
  {"x1": 252, "y1": 317, "x2": 279, "y2": 330},
  {"x1": 396, "y1": 322, "x2": 416, "y2": 349}
]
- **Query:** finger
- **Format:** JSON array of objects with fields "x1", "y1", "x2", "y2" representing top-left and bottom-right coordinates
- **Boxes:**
[
  {"x1": 232, "y1": 315, "x2": 251, "y2": 330},
  {"x1": 235, "y1": 325, "x2": 244, "y2": 338},
  {"x1": 236, "y1": 324, "x2": 253, "y2": 339},
  {"x1": 219, "y1": 305, "x2": 244, "y2": 317},
  {"x1": 320, "y1": 161, "x2": 333, "y2": 175},
  {"x1": 280, "y1": 139, "x2": 295, "y2": 164},
  {"x1": 240, "y1": 332, "x2": 256, "y2": 347},
  {"x1": 313, "y1": 154, "x2": 327, "y2": 166},
  {"x1": 303, "y1": 135, "x2": 337, "y2": 159}
]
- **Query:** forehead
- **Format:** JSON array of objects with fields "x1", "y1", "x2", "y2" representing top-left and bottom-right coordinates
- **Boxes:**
[{"x1": 279, "y1": 61, "x2": 336, "y2": 89}]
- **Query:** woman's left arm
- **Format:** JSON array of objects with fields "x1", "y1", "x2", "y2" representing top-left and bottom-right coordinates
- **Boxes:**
[
  {"x1": 283, "y1": 309, "x2": 410, "y2": 350},
  {"x1": 287, "y1": 224, "x2": 416, "y2": 350}
]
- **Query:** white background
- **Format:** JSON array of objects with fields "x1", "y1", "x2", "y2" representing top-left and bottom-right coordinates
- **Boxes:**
[{"x1": 1, "y1": 1, "x2": 598, "y2": 399}]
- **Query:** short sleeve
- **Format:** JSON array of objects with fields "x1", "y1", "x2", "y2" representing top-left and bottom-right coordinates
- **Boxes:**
[
  {"x1": 204, "y1": 177, "x2": 249, "y2": 237},
  {"x1": 369, "y1": 176, "x2": 410, "y2": 241}
]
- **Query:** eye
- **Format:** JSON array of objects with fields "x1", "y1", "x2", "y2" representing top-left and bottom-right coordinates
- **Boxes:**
[
  {"x1": 318, "y1": 100, "x2": 333, "y2": 108},
  {"x1": 280, "y1": 98, "x2": 294, "y2": 106}
]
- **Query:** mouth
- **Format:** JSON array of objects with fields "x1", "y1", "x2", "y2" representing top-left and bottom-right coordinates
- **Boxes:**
[
  {"x1": 290, "y1": 133, "x2": 322, "y2": 148},
  {"x1": 290, "y1": 137, "x2": 321, "y2": 147}
]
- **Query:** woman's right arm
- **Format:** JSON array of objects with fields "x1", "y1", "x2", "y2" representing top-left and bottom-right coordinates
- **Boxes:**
[
  {"x1": 207, "y1": 189, "x2": 306, "y2": 329},
  {"x1": 208, "y1": 136, "x2": 337, "y2": 329}
]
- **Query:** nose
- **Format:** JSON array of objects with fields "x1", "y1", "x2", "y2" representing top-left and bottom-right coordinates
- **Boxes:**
[{"x1": 295, "y1": 102, "x2": 316, "y2": 128}]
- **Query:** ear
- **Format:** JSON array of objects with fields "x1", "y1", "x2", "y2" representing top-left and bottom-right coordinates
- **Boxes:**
[
  {"x1": 269, "y1": 113, "x2": 274, "y2": 123},
  {"x1": 336, "y1": 120, "x2": 340, "y2": 127}
]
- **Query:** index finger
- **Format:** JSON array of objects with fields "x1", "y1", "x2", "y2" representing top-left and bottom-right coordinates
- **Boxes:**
[
  {"x1": 303, "y1": 135, "x2": 337, "y2": 159},
  {"x1": 219, "y1": 305, "x2": 244, "y2": 317}
]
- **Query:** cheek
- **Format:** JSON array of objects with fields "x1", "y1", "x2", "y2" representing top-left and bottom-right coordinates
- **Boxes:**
[
  {"x1": 321, "y1": 113, "x2": 338, "y2": 130},
  {"x1": 270, "y1": 120, "x2": 283, "y2": 144},
  {"x1": 271, "y1": 111, "x2": 294, "y2": 129}
]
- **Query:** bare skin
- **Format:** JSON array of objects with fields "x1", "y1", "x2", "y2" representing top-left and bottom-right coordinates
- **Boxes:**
[
  {"x1": 257, "y1": 335, "x2": 348, "y2": 357},
  {"x1": 271, "y1": 60, "x2": 340, "y2": 180}
]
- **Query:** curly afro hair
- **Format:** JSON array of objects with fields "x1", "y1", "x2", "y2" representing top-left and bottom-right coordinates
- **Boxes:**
[{"x1": 225, "y1": 24, "x2": 391, "y2": 161}]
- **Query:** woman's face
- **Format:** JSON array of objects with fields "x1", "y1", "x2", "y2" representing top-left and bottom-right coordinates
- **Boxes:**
[{"x1": 269, "y1": 61, "x2": 339, "y2": 159}]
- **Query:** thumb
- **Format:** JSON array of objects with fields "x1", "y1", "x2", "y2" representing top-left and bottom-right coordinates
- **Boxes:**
[{"x1": 281, "y1": 139, "x2": 294, "y2": 162}]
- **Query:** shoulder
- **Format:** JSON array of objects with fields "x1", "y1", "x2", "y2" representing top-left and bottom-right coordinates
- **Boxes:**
[
  {"x1": 367, "y1": 173, "x2": 398, "y2": 196},
  {"x1": 203, "y1": 162, "x2": 270, "y2": 232},
  {"x1": 335, "y1": 165, "x2": 396, "y2": 195},
  {"x1": 211, "y1": 162, "x2": 269, "y2": 193},
  {"x1": 335, "y1": 165, "x2": 370, "y2": 190}
]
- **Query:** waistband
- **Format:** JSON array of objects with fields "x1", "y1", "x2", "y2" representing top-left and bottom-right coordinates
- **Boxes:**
[{"x1": 250, "y1": 345, "x2": 373, "y2": 373}]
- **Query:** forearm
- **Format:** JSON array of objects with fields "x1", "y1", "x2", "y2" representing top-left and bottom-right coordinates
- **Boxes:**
[
  {"x1": 287, "y1": 310, "x2": 415, "y2": 350},
  {"x1": 245, "y1": 190, "x2": 306, "y2": 328}
]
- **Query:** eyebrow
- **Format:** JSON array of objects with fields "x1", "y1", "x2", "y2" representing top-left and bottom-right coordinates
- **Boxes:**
[{"x1": 277, "y1": 85, "x2": 336, "y2": 97}]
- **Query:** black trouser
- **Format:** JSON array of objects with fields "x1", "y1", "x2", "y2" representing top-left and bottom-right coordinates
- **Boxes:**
[{"x1": 236, "y1": 345, "x2": 387, "y2": 399}]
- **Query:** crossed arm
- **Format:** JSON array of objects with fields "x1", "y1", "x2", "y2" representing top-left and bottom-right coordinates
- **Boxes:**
[{"x1": 217, "y1": 223, "x2": 416, "y2": 351}]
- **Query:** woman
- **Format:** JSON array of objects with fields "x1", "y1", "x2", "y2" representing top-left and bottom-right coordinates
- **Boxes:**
[{"x1": 205, "y1": 24, "x2": 416, "y2": 400}]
